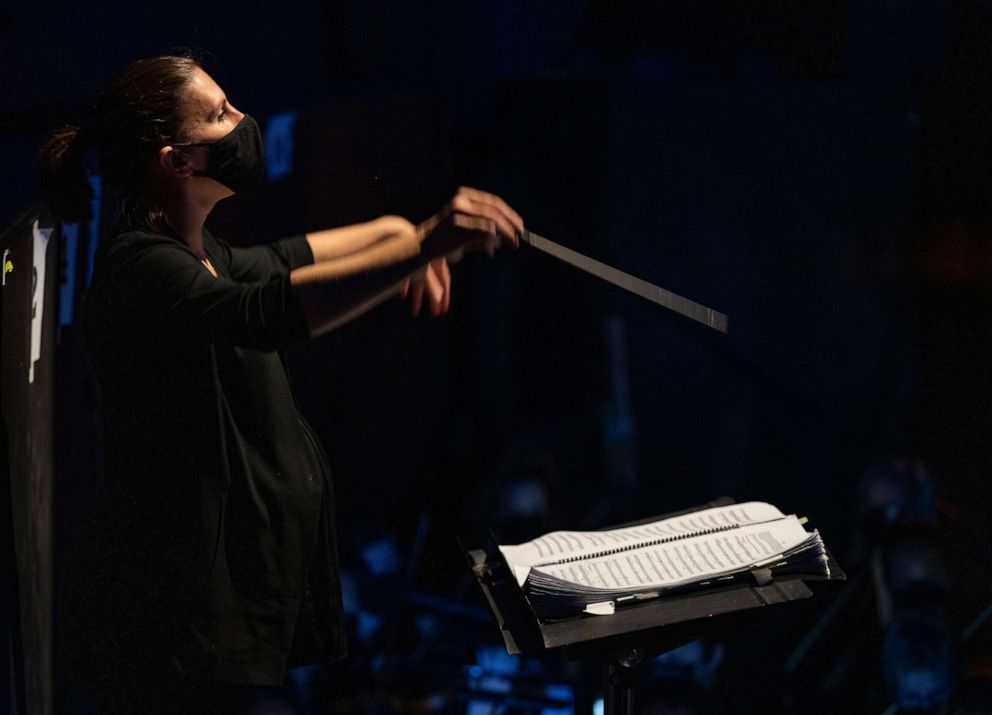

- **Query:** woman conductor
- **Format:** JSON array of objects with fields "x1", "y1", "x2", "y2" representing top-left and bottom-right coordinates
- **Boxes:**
[{"x1": 39, "y1": 54, "x2": 523, "y2": 713}]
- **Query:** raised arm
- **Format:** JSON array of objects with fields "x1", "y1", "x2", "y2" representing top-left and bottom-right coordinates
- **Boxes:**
[
  {"x1": 304, "y1": 215, "x2": 416, "y2": 262},
  {"x1": 291, "y1": 188, "x2": 523, "y2": 337}
]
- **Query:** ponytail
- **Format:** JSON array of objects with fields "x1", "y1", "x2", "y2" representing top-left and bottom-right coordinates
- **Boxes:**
[
  {"x1": 38, "y1": 124, "x2": 95, "y2": 224},
  {"x1": 36, "y1": 53, "x2": 202, "y2": 229}
]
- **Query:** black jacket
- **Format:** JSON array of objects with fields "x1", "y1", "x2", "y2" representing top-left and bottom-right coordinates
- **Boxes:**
[{"x1": 63, "y1": 227, "x2": 346, "y2": 689}]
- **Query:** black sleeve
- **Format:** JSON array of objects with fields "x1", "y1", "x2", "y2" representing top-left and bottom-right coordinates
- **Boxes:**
[
  {"x1": 108, "y1": 231, "x2": 311, "y2": 350},
  {"x1": 206, "y1": 232, "x2": 315, "y2": 284}
]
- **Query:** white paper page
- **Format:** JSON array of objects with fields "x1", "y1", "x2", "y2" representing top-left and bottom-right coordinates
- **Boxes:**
[
  {"x1": 30, "y1": 221, "x2": 53, "y2": 383},
  {"x1": 532, "y1": 517, "x2": 810, "y2": 591},
  {"x1": 500, "y1": 501, "x2": 785, "y2": 574}
]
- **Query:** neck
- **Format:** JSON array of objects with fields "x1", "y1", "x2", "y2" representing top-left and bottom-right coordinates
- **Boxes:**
[{"x1": 154, "y1": 181, "x2": 220, "y2": 258}]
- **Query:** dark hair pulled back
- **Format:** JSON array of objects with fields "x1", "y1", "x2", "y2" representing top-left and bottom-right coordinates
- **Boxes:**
[{"x1": 38, "y1": 54, "x2": 202, "y2": 226}]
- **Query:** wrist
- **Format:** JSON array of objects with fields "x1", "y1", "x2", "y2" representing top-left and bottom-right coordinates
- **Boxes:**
[
  {"x1": 376, "y1": 214, "x2": 415, "y2": 237},
  {"x1": 416, "y1": 214, "x2": 447, "y2": 260}
]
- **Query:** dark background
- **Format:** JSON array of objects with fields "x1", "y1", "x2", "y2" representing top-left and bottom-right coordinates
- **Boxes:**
[{"x1": 3, "y1": 2, "x2": 991, "y2": 713}]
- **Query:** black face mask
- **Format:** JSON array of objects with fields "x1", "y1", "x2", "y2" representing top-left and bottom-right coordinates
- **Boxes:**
[{"x1": 174, "y1": 115, "x2": 265, "y2": 193}]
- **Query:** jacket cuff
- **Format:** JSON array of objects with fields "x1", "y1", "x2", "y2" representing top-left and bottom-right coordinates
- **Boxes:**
[{"x1": 274, "y1": 235, "x2": 315, "y2": 271}]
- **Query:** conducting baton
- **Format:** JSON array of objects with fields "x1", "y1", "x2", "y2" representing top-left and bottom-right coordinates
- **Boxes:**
[{"x1": 519, "y1": 230, "x2": 728, "y2": 334}]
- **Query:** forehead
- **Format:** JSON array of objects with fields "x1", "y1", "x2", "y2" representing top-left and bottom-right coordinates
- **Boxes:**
[{"x1": 182, "y1": 67, "x2": 225, "y2": 114}]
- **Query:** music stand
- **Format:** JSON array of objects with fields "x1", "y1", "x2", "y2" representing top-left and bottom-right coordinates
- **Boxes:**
[{"x1": 466, "y1": 499, "x2": 845, "y2": 715}]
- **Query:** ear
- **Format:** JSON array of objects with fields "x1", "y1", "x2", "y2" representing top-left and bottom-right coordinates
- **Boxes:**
[{"x1": 158, "y1": 146, "x2": 194, "y2": 178}]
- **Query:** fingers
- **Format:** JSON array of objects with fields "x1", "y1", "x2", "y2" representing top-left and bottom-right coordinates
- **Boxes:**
[
  {"x1": 451, "y1": 212, "x2": 497, "y2": 236},
  {"x1": 403, "y1": 260, "x2": 452, "y2": 318},
  {"x1": 457, "y1": 186, "x2": 524, "y2": 235},
  {"x1": 432, "y1": 212, "x2": 493, "y2": 261},
  {"x1": 425, "y1": 262, "x2": 444, "y2": 316},
  {"x1": 426, "y1": 258, "x2": 451, "y2": 314},
  {"x1": 425, "y1": 259, "x2": 453, "y2": 316},
  {"x1": 451, "y1": 192, "x2": 518, "y2": 248},
  {"x1": 410, "y1": 277, "x2": 425, "y2": 316},
  {"x1": 437, "y1": 258, "x2": 451, "y2": 313},
  {"x1": 419, "y1": 188, "x2": 524, "y2": 261}
]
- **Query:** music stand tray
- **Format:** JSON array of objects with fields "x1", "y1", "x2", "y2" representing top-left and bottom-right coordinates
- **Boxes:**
[{"x1": 466, "y1": 498, "x2": 845, "y2": 715}]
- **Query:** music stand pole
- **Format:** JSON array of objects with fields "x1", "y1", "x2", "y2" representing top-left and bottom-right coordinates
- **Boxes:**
[{"x1": 604, "y1": 647, "x2": 643, "y2": 715}]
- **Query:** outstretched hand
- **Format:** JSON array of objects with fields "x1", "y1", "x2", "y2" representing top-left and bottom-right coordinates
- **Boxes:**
[
  {"x1": 401, "y1": 187, "x2": 523, "y2": 317},
  {"x1": 417, "y1": 187, "x2": 524, "y2": 263},
  {"x1": 401, "y1": 258, "x2": 451, "y2": 316}
]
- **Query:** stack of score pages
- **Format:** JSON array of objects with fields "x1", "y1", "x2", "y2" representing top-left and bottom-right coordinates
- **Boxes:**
[{"x1": 498, "y1": 502, "x2": 830, "y2": 620}]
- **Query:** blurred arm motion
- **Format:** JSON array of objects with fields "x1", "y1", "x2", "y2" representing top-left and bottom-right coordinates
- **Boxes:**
[{"x1": 292, "y1": 187, "x2": 523, "y2": 336}]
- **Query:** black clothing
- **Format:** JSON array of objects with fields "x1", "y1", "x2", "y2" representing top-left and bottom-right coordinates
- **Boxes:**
[
  {"x1": 63, "y1": 228, "x2": 346, "y2": 694},
  {"x1": 88, "y1": 677, "x2": 291, "y2": 715}
]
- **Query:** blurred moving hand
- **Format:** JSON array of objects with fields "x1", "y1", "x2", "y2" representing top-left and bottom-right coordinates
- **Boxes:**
[{"x1": 402, "y1": 187, "x2": 524, "y2": 316}]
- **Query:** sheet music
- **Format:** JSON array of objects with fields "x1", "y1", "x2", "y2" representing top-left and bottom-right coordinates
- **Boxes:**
[
  {"x1": 500, "y1": 501, "x2": 785, "y2": 570},
  {"x1": 531, "y1": 517, "x2": 811, "y2": 591}
]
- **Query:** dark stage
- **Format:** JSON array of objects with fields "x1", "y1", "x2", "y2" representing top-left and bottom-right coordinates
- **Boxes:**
[{"x1": 2, "y1": 2, "x2": 992, "y2": 714}]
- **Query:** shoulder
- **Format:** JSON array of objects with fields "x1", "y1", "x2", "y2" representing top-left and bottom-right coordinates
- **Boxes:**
[
  {"x1": 107, "y1": 229, "x2": 186, "y2": 253},
  {"x1": 88, "y1": 230, "x2": 209, "y2": 300},
  {"x1": 99, "y1": 229, "x2": 196, "y2": 270}
]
